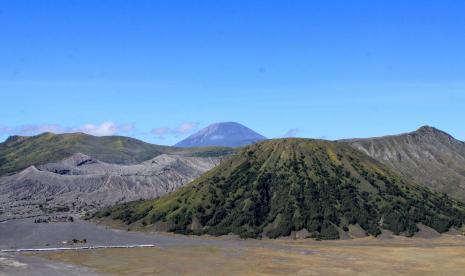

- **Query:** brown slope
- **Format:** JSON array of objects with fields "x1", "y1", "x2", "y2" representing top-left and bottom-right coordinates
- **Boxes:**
[{"x1": 344, "y1": 126, "x2": 465, "y2": 201}]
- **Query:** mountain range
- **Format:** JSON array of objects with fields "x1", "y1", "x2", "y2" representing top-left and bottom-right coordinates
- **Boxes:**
[
  {"x1": 97, "y1": 138, "x2": 465, "y2": 239},
  {"x1": 3, "y1": 122, "x2": 465, "y2": 240},
  {"x1": 344, "y1": 126, "x2": 465, "y2": 201},
  {"x1": 0, "y1": 132, "x2": 233, "y2": 176},
  {"x1": 174, "y1": 122, "x2": 266, "y2": 148},
  {"x1": 0, "y1": 153, "x2": 222, "y2": 221}
]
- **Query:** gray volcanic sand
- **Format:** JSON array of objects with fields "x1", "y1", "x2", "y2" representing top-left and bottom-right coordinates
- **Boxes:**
[
  {"x1": 0, "y1": 218, "x2": 238, "y2": 250},
  {"x1": 0, "y1": 218, "x2": 169, "y2": 275},
  {"x1": 0, "y1": 252, "x2": 100, "y2": 276},
  {"x1": 0, "y1": 218, "x2": 250, "y2": 275},
  {"x1": 0, "y1": 153, "x2": 221, "y2": 221},
  {"x1": 0, "y1": 218, "x2": 316, "y2": 275},
  {"x1": 2, "y1": 218, "x2": 463, "y2": 275}
]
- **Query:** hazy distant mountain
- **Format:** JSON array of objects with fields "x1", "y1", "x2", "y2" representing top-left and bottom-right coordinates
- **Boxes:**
[
  {"x1": 0, "y1": 153, "x2": 222, "y2": 220},
  {"x1": 98, "y1": 138, "x2": 465, "y2": 239},
  {"x1": 344, "y1": 126, "x2": 465, "y2": 201},
  {"x1": 0, "y1": 132, "x2": 233, "y2": 176},
  {"x1": 174, "y1": 122, "x2": 266, "y2": 148}
]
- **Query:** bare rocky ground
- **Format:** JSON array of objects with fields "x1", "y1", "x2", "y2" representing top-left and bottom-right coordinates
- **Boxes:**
[
  {"x1": 344, "y1": 126, "x2": 465, "y2": 201},
  {"x1": 0, "y1": 252, "x2": 100, "y2": 276},
  {"x1": 0, "y1": 153, "x2": 221, "y2": 221}
]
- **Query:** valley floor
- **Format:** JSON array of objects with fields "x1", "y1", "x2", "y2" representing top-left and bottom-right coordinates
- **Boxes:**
[
  {"x1": 2, "y1": 218, "x2": 465, "y2": 275},
  {"x1": 38, "y1": 236, "x2": 465, "y2": 275}
]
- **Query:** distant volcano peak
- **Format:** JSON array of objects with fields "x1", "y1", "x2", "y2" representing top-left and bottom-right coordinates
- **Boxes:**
[{"x1": 174, "y1": 122, "x2": 266, "y2": 148}]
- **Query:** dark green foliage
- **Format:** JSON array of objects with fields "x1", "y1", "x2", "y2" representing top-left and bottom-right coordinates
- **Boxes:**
[
  {"x1": 187, "y1": 148, "x2": 237, "y2": 157},
  {"x1": 98, "y1": 139, "x2": 465, "y2": 239},
  {"x1": 319, "y1": 223, "x2": 340, "y2": 240}
]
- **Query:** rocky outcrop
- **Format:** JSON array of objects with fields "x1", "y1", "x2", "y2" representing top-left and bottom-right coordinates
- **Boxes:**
[
  {"x1": 344, "y1": 126, "x2": 465, "y2": 201},
  {"x1": 0, "y1": 153, "x2": 222, "y2": 220}
]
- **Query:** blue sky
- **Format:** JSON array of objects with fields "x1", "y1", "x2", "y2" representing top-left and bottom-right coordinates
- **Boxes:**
[{"x1": 1, "y1": 0, "x2": 464, "y2": 145}]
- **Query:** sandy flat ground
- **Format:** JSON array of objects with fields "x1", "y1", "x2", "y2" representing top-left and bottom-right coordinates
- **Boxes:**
[
  {"x1": 4, "y1": 218, "x2": 465, "y2": 275},
  {"x1": 37, "y1": 235, "x2": 465, "y2": 276}
]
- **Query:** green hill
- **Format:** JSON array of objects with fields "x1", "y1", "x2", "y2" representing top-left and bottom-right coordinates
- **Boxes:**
[
  {"x1": 95, "y1": 139, "x2": 465, "y2": 239},
  {"x1": 0, "y1": 132, "x2": 233, "y2": 176}
]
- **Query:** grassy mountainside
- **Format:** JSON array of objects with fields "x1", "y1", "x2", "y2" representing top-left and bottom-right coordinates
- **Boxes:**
[
  {"x1": 344, "y1": 126, "x2": 465, "y2": 201},
  {"x1": 0, "y1": 132, "x2": 234, "y2": 176},
  {"x1": 96, "y1": 139, "x2": 465, "y2": 239}
]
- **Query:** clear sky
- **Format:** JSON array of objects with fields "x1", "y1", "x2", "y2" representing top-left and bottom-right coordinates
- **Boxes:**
[{"x1": 1, "y1": 0, "x2": 464, "y2": 145}]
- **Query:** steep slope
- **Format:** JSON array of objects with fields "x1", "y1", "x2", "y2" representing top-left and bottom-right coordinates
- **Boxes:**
[
  {"x1": 0, "y1": 132, "x2": 233, "y2": 176},
  {"x1": 97, "y1": 139, "x2": 465, "y2": 239},
  {"x1": 344, "y1": 126, "x2": 465, "y2": 201},
  {"x1": 174, "y1": 122, "x2": 266, "y2": 148},
  {"x1": 0, "y1": 153, "x2": 222, "y2": 221}
]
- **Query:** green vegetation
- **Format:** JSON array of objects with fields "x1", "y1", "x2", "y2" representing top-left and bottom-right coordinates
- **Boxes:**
[
  {"x1": 185, "y1": 148, "x2": 237, "y2": 158},
  {"x1": 0, "y1": 132, "x2": 233, "y2": 176},
  {"x1": 95, "y1": 139, "x2": 465, "y2": 239}
]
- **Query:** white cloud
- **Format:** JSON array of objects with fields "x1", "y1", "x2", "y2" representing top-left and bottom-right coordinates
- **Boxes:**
[
  {"x1": 119, "y1": 123, "x2": 136, "y2": 132},
  {"x1": 77, "y1": 122, "x2": 118, "y2": 136},
  {"x1": 152, "y1": 122, "x2": 199, "y2": 138},
  {"x1": 0, "y1": 122, "x2": 136, "y2": 137},
  {"x1": 152, "y1": 127, "x2": 170, "y2": 138},
  {"x1": 282, "y1": 128, "x2": 301, "y2": 138},
  {"x1": 177, "y1": 122, "x2": 198, "y2": 134},
  {"x1": 17, "y1": 124, "x2": 65, "y2": 134},
  {"x1": 0, "y1": 125, "x2": 12, "y2": 133}
]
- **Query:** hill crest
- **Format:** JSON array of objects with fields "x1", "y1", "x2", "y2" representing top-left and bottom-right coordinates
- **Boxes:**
[
  {"x1": 345, "y1": 126, "x2": 465, "y2": 201},
  {"x1": 97, "y1": 138, "x2": 465, "y2": 239},
  {"x1": 0, "y1": 132, "x2": 233, "y2": 176}
]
